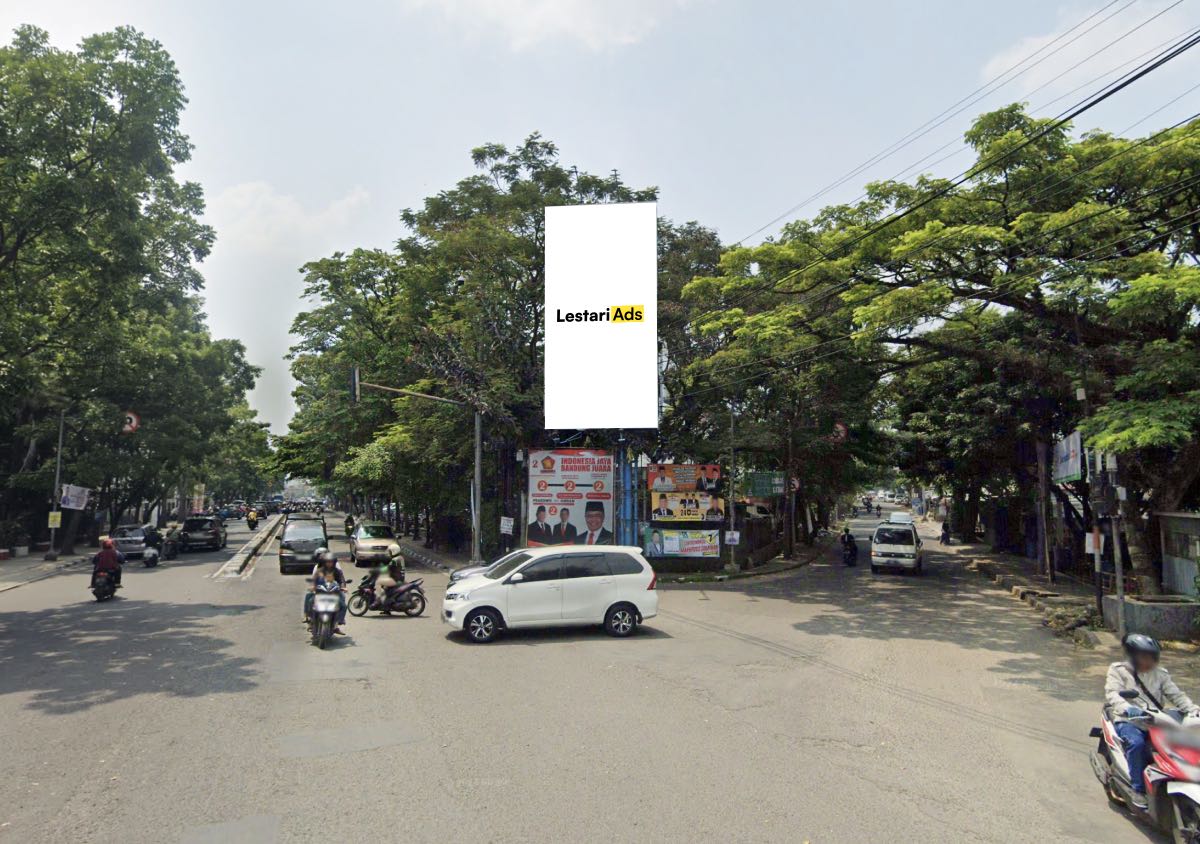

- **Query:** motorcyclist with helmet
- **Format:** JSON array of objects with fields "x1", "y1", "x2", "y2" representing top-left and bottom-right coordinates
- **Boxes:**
[
  {"x1": 91, "y1": 538, "x2": 125, "y2": 589},
  {"x1": 303, "y1": 548, "x2": 348, "y2": 634},
  {"x1": 1105, "y1": 633, "x2": 1200, "y2": 809},
  {"x1": 370, "y1": 547, "x2": 406, "y2": 612},
  {"x1": 302, "y1": 548, "x2": 344, "y2": 621}
]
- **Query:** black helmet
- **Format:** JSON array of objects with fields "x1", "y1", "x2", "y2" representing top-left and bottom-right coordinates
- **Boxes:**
[{"x1": 1123, "y1": 633, "x2": 1161, "y2": 661}]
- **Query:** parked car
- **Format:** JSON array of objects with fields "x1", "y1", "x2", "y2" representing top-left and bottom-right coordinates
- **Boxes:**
[
  {"x1": 349, "y1": 522, "x2": 397, "y2": 567},
  {"x1": 180, "y1": 516, "x2": 227, "y2": 552},
  {"x1": 870, "y1": 523, "x2": 923, "y2": 575},
  {"x1": 442, "y1": 546, "x2": 658, "y2": 643},
  {"x1": 279, "y1": 519, "x2": 328, "y2": 574},
  {"x1": 449, "y1": 549, "x2": 525, "y2": 584},
  {"x1": 112, "y1": 524, "x2": 156, "y2": 559}
]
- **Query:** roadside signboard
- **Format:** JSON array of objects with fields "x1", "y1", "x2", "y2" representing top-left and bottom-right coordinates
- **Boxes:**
[
  {"x1": 748, "y1": 471, "x2": 786, "y2": 496},
  {"x1": 725, "y1": 531, "x2": 741, "y2": 545},
  {"x1": 527, "y1": 449, "x2": 614, "y2": 546},
  {"x1": 648, "y1": 491, "x2": 725, "y2": 523},
  {"x1": 642, "y1": 526, "x2": 720, "y2": 558},
  {"x1": 499, "y1": 516, "x2": 514, "y2": 536},
  {"x1": 1053, "y1": 431, "x2": 1083, "y2": 483},
  {"x1": 47, "y1": 511, "x2": 62, "y2": 529},
  {"x1": 645, "y1": 463, "x2": 722, "y2": 493},
  {"x1": 59, "y1": 484, "x2": 90, "y2": 511}
]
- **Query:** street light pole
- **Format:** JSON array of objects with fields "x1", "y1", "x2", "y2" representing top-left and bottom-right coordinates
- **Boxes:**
[
  {"x1": 471, "y1": 410, "x2": 483, "y2": 563},
  {"x1": 45, "y1": 409, "x2": 65, "y2": 561}
]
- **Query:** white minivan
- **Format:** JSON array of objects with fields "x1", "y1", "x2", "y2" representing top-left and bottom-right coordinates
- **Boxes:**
[
  {"x1": 870, "y1": 523, "x2": 923, "y2": 575},
  {"x1": 442, "y1": 546, "x2": 659, "y2": 643}
]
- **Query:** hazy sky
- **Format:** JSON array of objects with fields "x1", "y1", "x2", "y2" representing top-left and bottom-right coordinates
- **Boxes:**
[{"x1": 3, "y1": 0, "x2": 1197, "y2": 433}]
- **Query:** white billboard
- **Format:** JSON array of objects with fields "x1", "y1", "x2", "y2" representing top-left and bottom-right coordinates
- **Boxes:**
[{"x1": 544, "y1": 202, "x2": 658, "y2": 429}]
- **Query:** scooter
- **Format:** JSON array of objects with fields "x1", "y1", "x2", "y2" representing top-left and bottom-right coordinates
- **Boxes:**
[
  {"x1": 247, "y1": 515, "x2": 259, "y2": 531},
  {"x1": 308, "y1": 580, "x2": 343, "y2": 650},
  {"x1": 1090, "y1": 689, "x2": 1200, "y2": 842},
  {"x1": 348, "y1": 572, "x2": 426, "y2": 618},
  {"x1": 142, "y1": 547, "x2": 160, "y2": 568},
  {"x1": 91, "y1": 569, "x2": 120, "y2": 601}
]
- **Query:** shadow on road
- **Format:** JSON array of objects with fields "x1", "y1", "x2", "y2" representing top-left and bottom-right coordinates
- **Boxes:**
[
  {"x1": 444, "y1": 625, "x2": 673, "y2": 647},
  {"x1": 0, "y1": 599, "x2": 262, "y2": 715},
  {"x1": 679, "y1": 544, "x2": 1105, "y2": 705}
]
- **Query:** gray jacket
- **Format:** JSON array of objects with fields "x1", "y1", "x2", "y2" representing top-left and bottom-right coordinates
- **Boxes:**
[{"x1": 1105, "y1": 661, "x2": 1197, "y2": 722}]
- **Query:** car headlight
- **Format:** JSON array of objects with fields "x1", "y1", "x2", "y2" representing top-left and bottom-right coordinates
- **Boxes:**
[{"x1": 445, "y1": 592, "x2": 469, "y2": 602}]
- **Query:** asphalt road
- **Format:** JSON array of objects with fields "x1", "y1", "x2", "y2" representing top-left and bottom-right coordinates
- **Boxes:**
[{"x1": 0, "y1": 511, "x2": 1163, "y2": 843}]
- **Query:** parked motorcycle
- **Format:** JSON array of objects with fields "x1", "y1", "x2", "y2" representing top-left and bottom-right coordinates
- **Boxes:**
[
  {"x1": 1091, "y1": 689, "x2": 1200, "y2": 842},
  {"x1": 91, "y1": 569, "x2": 119, "y2": 602},
  {"x1": 142, "y1": 547, "x2": 160, "y2": 568},
  {"x1": 348, "y1": 572, "x2": 426, "y2": 618},
  {"x1": 309, "y1": 580, "x2": 343, "y2": 650}
]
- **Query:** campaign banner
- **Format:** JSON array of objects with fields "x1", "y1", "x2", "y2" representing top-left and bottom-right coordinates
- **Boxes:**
[
  {"x1": 648, "y1": 491, "x2": 725, "y2": 523},
  {"x1": 528, "y1": 449, "x2": 614, "y2": 546},
  {"x1": 544, "y1": 203, "x2": 658, "y2": 429},
  {"x1": 642, "y1": 526, "x2": 720, "y2": 558},
  {"x1": 1053, "y1": 431, "x2": 1083, "y2": 483},
  {"x1": 646, "y1": 463, "x2": 721, "y2": 493},
  {"x1": 59, "y1": 484, "x2": 90, "y2": 511}
]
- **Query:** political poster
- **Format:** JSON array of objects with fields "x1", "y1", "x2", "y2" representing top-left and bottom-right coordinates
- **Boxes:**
[
  {"x1": 648, "y1": 491, "x2": 726, "y2": 523},
  {"x1": 528, "y1": 449, "x2": 614, "y2": 546},
  {"x1": 645, "y1": 463, "x2": 722, "y2": 494},
  {"x1": 59, "y1": 484, "x2": 90, "y2": 511},
  {"x1": 642, "y1": 526, "x2": 720, "y2": 558}
]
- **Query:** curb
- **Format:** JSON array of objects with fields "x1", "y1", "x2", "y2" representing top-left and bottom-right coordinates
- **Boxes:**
[
  {"x1": 668, "y1": 536, "x2": 834, "y2": 584},
  {"x1": 970, "y1": 558, "x2": 1108, "y2": 647},
  {"x1": 397, "y1": 543, "x2": 457, "y2": 575},
  {"x1": 213, "y1": 514, "x2": 285, "y2": 578},
  {"x1": 0, "y1": 555, "x2": 90, "y2": 594}
]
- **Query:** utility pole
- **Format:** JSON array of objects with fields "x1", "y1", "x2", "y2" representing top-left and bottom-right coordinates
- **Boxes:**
[
  {"x1": 727, "y1": 403, "x2": 737, "y2": 571},
  {"x1": 354, "y1": 370, "x2": 484, "y2": 564},
  {"x1": 472, "y1": 411, "x2": 483, "y2": 563},
  {"x1": 44, "y1": 409, "x2": 65, "y2": 561},
  {"x1": 1035, "y1": 436, "x2": 1054, "y2": 584},
  {"x1": 785, "y1": 423, "x2": 795, "y2": 559}
]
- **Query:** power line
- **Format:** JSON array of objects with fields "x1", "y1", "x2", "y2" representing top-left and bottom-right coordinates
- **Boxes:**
[
  {"x1": 674, "y1": 207, "x2": 1200, "y2": 401},
  {"x1": 674, "y1": 28, "x2": 1200, "y2": 332},
  {"x1": 733, "y1": 0, "x2": 1138, "y2": 246}
]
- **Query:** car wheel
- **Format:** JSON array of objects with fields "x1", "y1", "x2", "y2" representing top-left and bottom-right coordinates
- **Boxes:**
[
  {"x1": 915, "y1": 561, "x2": 924, "y2": 576},
  {"x1": 604, "y1": 604, "x2": 638, "y2": 637},
  {"x1": 870, "y1": 564, "x2": 880, "y2": 574},
  {"x1": 464, "y1": 608, "x2": 499, "y2": 643}
]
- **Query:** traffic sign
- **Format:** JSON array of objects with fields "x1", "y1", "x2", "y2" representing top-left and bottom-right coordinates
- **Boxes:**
[{"x1": 122, "y1": 411, "x2": 140, "y2": 434}]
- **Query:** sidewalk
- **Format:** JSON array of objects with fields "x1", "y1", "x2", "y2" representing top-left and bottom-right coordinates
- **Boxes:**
[
  {"x1": 0, "y1": 551, "x2": 92, "y2": 593},
  {"x1": 913, "y1": 517, "x2": 1119, "y2": 648}
]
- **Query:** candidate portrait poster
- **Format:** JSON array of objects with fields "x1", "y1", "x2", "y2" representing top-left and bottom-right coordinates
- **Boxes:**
[
  {"x1": 642, "y1": 526, "x2": 720, "y2": 558},
  {"x1": 528, "y1": 449, "x2": 614, "y2": 546},
  {"x1": 645, "y1": 463, "x2": 721, "y2": 494},
  {"x1": 647, "y1": 490, "x2": 725, "y2": 523}
]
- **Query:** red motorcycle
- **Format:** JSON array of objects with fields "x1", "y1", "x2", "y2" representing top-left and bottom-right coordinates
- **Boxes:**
[{"x1": 1091, "y1": 689, "x2": 1200, "y2": 842}]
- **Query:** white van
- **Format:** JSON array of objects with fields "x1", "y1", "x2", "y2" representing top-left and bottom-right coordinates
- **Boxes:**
[
  {"x1": 887, "y1": 511, "x2": 914, "y2": 525},
  {"x1": 870, "y1": 523, "x2": 923, "y2": 575}
]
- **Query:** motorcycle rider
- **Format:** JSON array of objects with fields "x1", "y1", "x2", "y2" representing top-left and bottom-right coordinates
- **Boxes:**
[
  {"x1": 91, "y1": 538, "x2": 124, "y2": 589},
  {"x1": 344, "y1": 513, "x2": 355, "y2": 537},
  {"x1": 1105, "y1": 633, "x2": 1200, "y2": 809},
  {"x1": 305, "y1": 550, "x2": 348, "y2": 635},
  {"x1": 839, "y1": 526, "x2": 858, "y2": 567},
  {"x1": 246, "y1": 506, "x2": 258, "y2": 529},
  {"x1": 302, "y1": 548, "x2": 344, "y2": 624},
  {"x1": 370, "y1": 552, "x2": 406, "y2": 612}
]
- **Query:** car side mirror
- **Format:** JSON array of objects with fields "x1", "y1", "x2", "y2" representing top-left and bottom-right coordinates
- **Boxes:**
[
  {"x1": 1119, "y1": 690, "x2": 1140, "y2": 700},
  {"x1": 507, "y1": 572, "x2": 526, "y2": 584}
]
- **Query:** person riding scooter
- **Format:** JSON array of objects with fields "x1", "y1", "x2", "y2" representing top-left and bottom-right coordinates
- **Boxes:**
[
  {"x1": 91, "y1": 538, "x2": 125, "y2": 589},
  {"x1": 246, "y1": 507, "x2": 258, "y2": 530},
  {"x1": 370, "y1": 546, "x2": 406, "y2": 612},
  {"x1": 305, "y1": 550, "x2": 347, "y2": 635},
  {"x1": 839, "y1": 526, "x2": 858, "y2": 567},
  {"x1": 1104, "y1": 633, "x2": 1200, "y2": 809}
]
